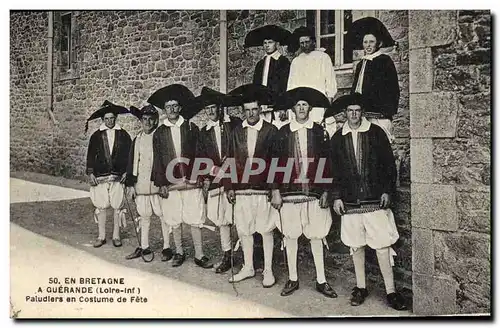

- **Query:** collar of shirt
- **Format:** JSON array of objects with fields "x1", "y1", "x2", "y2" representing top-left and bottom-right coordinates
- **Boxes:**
[
  {"x1": 362, "y1": 50, "x2": 383, "y2": 61},
  {"x1": 163, "y1": 115, "x2": 185, "y2": 128},
  {"x1": 263, "y1": 50, "x2": 281, "y2": 60},
  {"x1": 242, "y1": 118, "x2": 263, "y2": 131},
  {"x1": 205, "y1": 116, "x2": 230, "y2": 130},
  {"x1": 342, "y1": 117, "x2": 371, "y2": 135},
  {"x1": 99, "y1": 123, "x2": 122, "y2": 131},
  {"x1": 289, "y1": 117, "x2": 314, "y2": 132}
]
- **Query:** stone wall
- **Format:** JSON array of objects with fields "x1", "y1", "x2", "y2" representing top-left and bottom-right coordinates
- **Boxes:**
[
  {"x1": 10, "y1": 12, "x2": 52, "y2": 174},
  {"x1": 409, "y1": 10, "x2": 490, "y2": 315}
]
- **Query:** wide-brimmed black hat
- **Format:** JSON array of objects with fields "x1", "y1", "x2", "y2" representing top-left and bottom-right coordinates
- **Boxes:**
[
  {"x1": 346, "y1": 17, "x2": 395, "y2": 50},
  {"x1": 288, "y1": 26, "x2": 315, "y2": 53},
  {"x1": 326, "y1": 93, "x2": 368, "y2": 118},
  {"x1": 85, "y1": 100, "x2": 129, "y2": 133},
  {"x1": 279, "y1": 87, "x2": 331, "y2": 110},
  {"x1": 147, "y1": 84, "x2": 195, "y2": 110},
  {"x1": 244, "y1": 24, "x2": 292, "y2": 48},
  {"x1": 228, "y1": 83, "x2": 276, "y2": 106},
  {"x1": 130, "y1": 104, "x2": 159, "y2": 120}
]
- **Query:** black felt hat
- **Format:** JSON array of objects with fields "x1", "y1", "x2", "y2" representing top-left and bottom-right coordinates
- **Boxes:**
[
  {"x1": 85, "y1": 100, "x2": 129, "y2": 133},
  {"x1": 147, "y1": 84, "x2": 196, "y2": 110},
  {"x1": 280, "y1": 87, "x2": 331, "y2": 110},
  {"x1": 325, "y1": 93, "x2": 368, "y2": 118},
  {"x1": 346, "y1": 17, "x2": 395, "y2": 50},
  {"x1": 228, "y1": 83, "x2": 276, "y2": 106},
  {"x1": 287, "y1": 26, "x2": 315, "y2": 53},
  {"x1": 244, "y1": 24, "x2": 292, "y2": 48},
  {"x1": 129, "y1": 104, "x2": 159, "y2": 120}
]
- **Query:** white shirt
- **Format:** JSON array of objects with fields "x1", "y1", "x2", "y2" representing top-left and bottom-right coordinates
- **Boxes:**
[
  {"x1": 99, "y1": 123, "x2": 122, "y2": 154},
  {"x1": 163, "y1": 116, "x2": 185, "y2": 158},
  {"x1": 205, "y1": 116, "x2": 230, "y2": 158},
  {"x1": 242, "y1": 118, "x2": 263, "y2": 159},
  {"x1": 342, "y1": 117, "x2": 371, "y2": 158},
  {"x1": 355, "y1": 50, "x2": 383, "y2": 94},
  {"x1": 287, "y1": 49, "x2": 337, "y2": 99},
  {"x1": 262, "y1": 51, "x2": 281, "y2": 87},
  {"x1": 289, "y1": 118, "x2": 314, "y2": 173}
]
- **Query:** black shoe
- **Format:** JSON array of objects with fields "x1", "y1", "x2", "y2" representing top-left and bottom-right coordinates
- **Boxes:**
[
  {"x1": 93, "y1": 239, "x2": 106, "y2": 248},
  {"x1": 112, "y1": 239, "x2": 122, "y2": 247},
  {"x1": 387, "y1": 292, "x2": 408, "y2": 311},
  {"x1": 172, "y1": 253, "x2": 186, "y2": 267},
  {"x1": 161, "y1": 248, "x2": 173, "y2": 262},
  {"x1": 280, "y1": 280, "x2": 299, "y2": 297},
  {"x1": 194, "y1": 256, "x2": 214, "y2": 269},
  {"x1": 350, "y1": 287, "x2": 369, "y2": 306},
  {"x1": 315, "y1": 282, "x2": 338, "y2": 298},
  {"x1": 125, "y1": 247, "x2": 142, "y2": 260},
  {"x1": 215, "y1": 251, "x2": 232, "y2": 274}
]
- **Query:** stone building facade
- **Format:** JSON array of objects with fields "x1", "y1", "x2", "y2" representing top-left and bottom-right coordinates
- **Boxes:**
[{"x1": 9, "y1": 10, "x2": 490, "y2": 315}]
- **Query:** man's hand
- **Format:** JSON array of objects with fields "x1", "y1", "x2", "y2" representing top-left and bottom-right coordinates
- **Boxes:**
[
  {"x1": 159, "y1": 185, "x2": 169, "y2": 199},
  {"x1": 333, "y1": 199, "x2": 345, "y2": 216},
  {"x1": 120, "y1": 172, "x2": 127, "y2": 184},
  {"x1": 319, "y1": 191, "x2": 329, "y2": 208},
  {"x1": 271, "y1": 189, "x2": 283, "y2": 211},
  {"x1": 380, "y1": 193, "x2": 391, "y2": 209},
  {"x1": 127, "y1": 186, "x2": 137, "y2": 200},
  {"x1": 226, "y1": 190, "x2": 236, "y2": 205},
  {"x1": 88, "y1": 173, "x2": 98, "y2": 187}
]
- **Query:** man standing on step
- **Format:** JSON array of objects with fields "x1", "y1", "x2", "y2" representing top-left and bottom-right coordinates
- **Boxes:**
[{"x1": 85, "y1": 100, "x2": 132, "y2": 248}]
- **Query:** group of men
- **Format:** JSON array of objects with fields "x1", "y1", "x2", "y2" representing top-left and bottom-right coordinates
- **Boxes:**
[{"x1": 84, "y1": 17, "x2": 406, "y2": 311}]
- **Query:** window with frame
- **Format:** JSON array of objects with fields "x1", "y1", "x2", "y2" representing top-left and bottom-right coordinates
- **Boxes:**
[
  {"x1": 60, "y1": 12, "x2": 72, "y2": 70},
  {"x1": 306, "y1": 10, "x2": 353, "y2": 68}
]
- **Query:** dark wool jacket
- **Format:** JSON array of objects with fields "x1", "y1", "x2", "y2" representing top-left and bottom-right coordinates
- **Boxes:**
[
  {"x1": 196, "y1": 117, "x2": 242, "y2": 191},
  {"x1": 272, "y1": 123, "x2": 331, "y2": 199},
  {"x1": 351, "y1": 54, "x2": 400, "y2": 120},
  {"x1": 151, "y1": 120, "x2": 200, "y2": 188},
  {"x1": 253, "y1": 55, "x2": 291, "y2": 96},
  {"x1": 228, "y1": 120, "x2": 278, "y2": 192},
  {"x1": 330, "y1": 123, "x2": 397, "y2": 204},
  {"x1": 86, "y1": 129, "x2": 132, "y2": 178}
]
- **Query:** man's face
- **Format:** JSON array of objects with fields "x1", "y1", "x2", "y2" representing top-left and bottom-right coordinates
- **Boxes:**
[
  {"x1": 293, "y1": 100, "x2": 312, "y2": 122},
  {"x1": 141, "y1": 114, "x2": 157, "y2": 134},
  {"x1": 164, "y1": 100, "x2": 181, "y2": 121},
  {"x1": 345, "y1": 104, "x2": 363, "y2": 126},
  {"x1": 103, "y1": 112, "x2": 117, "y2": 129},
  {"x1": 363, "y1": 34, "x2": 380, "y2": 55},
  {"x1": 263, "y1": 39, "x2": 277, "y2": 54},
  {"x1": 243, "y1": 101, "x2": 261, "y2": 124},
  {"x1": 205, "y1": 103, "x2": 220, "y2": 122},
  {"x1": 299, "y1": 36, "x2": 314, "y2": 54}
]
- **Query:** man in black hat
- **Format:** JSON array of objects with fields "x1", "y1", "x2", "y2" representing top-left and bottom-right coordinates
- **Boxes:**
[
  {"x1": 224, "y1": 84, "x2": 278, "y2": 287},
  {"x1": 348, "y1": 17, "x2": 400, "y2": 143},
  {"x1": 329, "y1": 93, "x2": 406, "y2": 311},
  {"x1": 150, "y1": 84, "x2": 213, "y2": 269},
  {"x1": 85, "y1": 101, "x2": 132, "y2": 248},
  {"x1": 287, "y1": 26, "x2": 337, "y2": 129},
  {"x1": 269, "y1": 87, "x2": 337, "y2": 298},
  {"x1": 124, "y1": 105, "x2": 172, "y2": 261},
  {"x1": 246, "y1": 25, "x2": 291, "y2": 98},
  {"x1": 195, "y1": 87, "x2": 241, "y2": 273}
]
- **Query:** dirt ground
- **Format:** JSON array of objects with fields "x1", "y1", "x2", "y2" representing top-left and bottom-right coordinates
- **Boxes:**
[{"x1": 9, "y1": 172, "x2": 413, "y2": 317}]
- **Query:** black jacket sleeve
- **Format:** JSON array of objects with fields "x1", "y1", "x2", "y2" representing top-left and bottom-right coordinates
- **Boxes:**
[
  {"x1": 375, "y1": 126, "x2": 397, "y2": 198},
  {"x1": 125, "y1": 137, "x2": 137, "y2": 187},
  {"x1": 152, "y1": 128, "x2": 168, "y2": 187},
  {"x1": 277, "y1": 56, "x2": 291, "y2": 95},
  {"x1": 86, "y1": 132, "x2": 99, "y2": 175}
]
